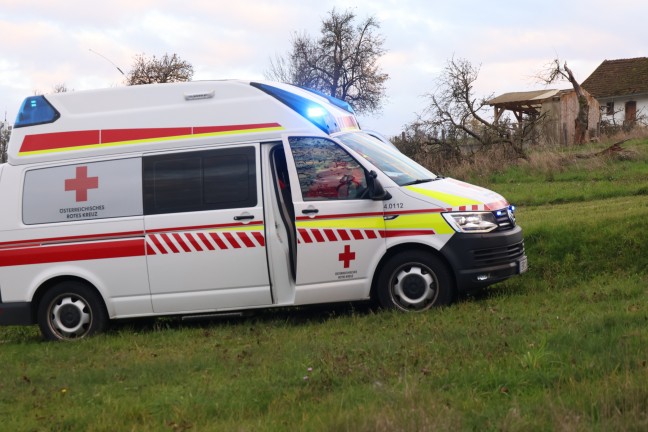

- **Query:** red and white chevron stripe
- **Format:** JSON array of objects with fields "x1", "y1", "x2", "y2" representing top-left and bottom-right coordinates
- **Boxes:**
[
  {"x1": 146, "y1": 231, "x2": 265, "y2": 255},
  {"x1": 297, "y1": 228, "x2": 384, "y2": 244}
]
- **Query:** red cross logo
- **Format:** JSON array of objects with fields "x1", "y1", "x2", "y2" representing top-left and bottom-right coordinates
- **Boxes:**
[
  {"x1": 65, "y1": 166, "x2": 99, "y2": 202},
  {"x1": 338, "y1": 244, "x2": 356, "y2": 268}
]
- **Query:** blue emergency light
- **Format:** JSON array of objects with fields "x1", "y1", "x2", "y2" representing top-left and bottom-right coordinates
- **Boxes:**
[
  {"x1": 251, "y1": 82, "x2": 342, "y2": 134},
  {"x1": 14, "y1": 95, "x2": 60, "y2": 128},
  {"x1": 300, "y1": 86, "x2": 355, "y2": 114}
]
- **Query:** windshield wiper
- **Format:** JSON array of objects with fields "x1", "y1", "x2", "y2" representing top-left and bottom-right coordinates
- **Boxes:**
[{"x1": 402, "y1": 178, "x2": 435, "y2": 186}]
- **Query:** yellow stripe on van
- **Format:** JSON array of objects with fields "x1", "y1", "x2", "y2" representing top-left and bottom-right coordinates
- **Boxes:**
[
  {"x1": 385, "y1": 213, "x2": 455, "y2": 235},
  {"x1": 405, "y1": 186, "x2": 482, "y2": 207}
]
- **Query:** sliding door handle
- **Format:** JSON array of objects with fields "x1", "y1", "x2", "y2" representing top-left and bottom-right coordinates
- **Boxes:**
[{"x1": 234, "y1": 214, "x2": 255, "y2": 221}]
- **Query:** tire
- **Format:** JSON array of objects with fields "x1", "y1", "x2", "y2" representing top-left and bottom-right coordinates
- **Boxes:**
[
  {"x1": 37, "y1": 281, "x2": 108, "y2": 341},
  {"x1": 377, "y1": 251, "x2": 455, "y2": 311}
]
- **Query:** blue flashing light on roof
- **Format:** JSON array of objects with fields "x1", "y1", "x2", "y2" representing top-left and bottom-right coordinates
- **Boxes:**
[
  {"x1": 14, "y1": 96, "x2": 60, "y2": 128},
  {"x1": 251, "y1": 82, "x2": 341, "y2": 134},
  {"x1": 300, "y1": 87, "x2": 355, "y2": 114},
  {"x1": 307, "y1": 106, "x2": 327, "y2": 118}
]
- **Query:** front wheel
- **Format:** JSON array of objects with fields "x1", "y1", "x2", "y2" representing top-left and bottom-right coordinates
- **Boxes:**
[
  {"x1": 37, "y1": 281, "x2": 108, "y2": 341},
  {"x1": 377, "y1": 251, "x2": 455, "y2": 311}
]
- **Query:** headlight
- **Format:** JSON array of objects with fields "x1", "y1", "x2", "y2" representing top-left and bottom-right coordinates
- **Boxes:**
[{"x1": 442, "y1": 211, "x2": 498, "y2": 233}]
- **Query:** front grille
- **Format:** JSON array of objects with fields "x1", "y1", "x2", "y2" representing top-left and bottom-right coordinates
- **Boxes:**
[
  {"x1": 493, "y1": 208, "x2": 516, "y2": 231},
  {"x1": 473, "y1": 240, "x2": 525, "y2": 267}
]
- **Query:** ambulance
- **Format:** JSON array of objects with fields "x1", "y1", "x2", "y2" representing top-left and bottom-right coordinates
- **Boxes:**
[{"x1": 0, "y1": 80, "x2": 527, "y2": 341}]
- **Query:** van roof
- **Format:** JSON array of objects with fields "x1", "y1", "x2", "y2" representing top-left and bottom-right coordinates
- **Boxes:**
[{"x1": 7, "y1": 80, "x2": 360, "y2": 165}]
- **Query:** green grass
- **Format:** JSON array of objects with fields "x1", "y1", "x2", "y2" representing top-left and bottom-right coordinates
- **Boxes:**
[{"x1": 1, "y1": 141, "x2": 648, "y2": 431}]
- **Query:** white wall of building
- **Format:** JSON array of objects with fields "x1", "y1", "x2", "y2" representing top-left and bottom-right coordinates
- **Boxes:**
[{"x1": 599, "y1": 93, "x2": 648, "y2": 126}]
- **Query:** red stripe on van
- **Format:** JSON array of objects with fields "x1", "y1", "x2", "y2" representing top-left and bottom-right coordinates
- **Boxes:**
[
  {"x1": 208, "y1": 233, "x2": 228, "y2": 250},
  {"x1": 173, "y1": 233, "x2": 192, "y2": 252},
  {"x1": 160, "y1": 233, "x2": 179, "y2": 253},
  {"x1": 19, "y1": 123, "x2": 283, "y2": 154},
  {"x1": 19, "y1": 130, "x2": 100, "y2": 153},
  {"x1": 351, "y1": 230, "x2": 364, "y2": 240},
  {"x1": 223, "y1": 232, "x2": 241, "y2": 249},
  {"x1": 149, "y1": 235, "x2": 168, "y2": 254},
  {"x1": 186, "y1": 233, "x2": 204, "y2": 251},
  {"x1": 311, "y1": 229, "x2": 325, "y2": 242},
  {"x1": 336, "y1": 230, "x2": 350, "y2": 241},
  {"x1": 295, "y1": 211, "x2": 385, "y2": 222},
  {"x1": 384, "y1": 230, "x2": 436, "y2": 238},
  {"x1": 251, "y1": 231, "x2": 265, "y2": 247},
  {"x1": 0, "y1": 230, "x2": 145, "y2": 250},
  {"x1": 324, "y1": 229, "x2": 337, "y2": 241},
  {"x1": 146, "y1": 242, "x2": 157, "y2": 256},
  {"x1": 197, "y1": 233, "x2": 215, "y2": 250},
  {"x1": 298, "y1": 229, "x2": 312, "y2": 243},
  {"x1": 102, "y1": 127, "x2": 192, "y2": 143},
  {"x1": 0, "y1": 239, "x2": 145, "y2": 267},
  {"x1": 236, "y1": 232, "x2": 255, "y2": 248},
  {"x1": 193, "y1": 123, "x2": 281, "y2": 134}
]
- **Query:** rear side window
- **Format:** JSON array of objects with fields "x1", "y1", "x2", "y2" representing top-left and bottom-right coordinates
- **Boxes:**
[
  {"x1": 143, "y1": 147, "x2": 257, "y2": 215},
  {"x1": 23, "y1": 158, "x2": 142, "y2": 224}
]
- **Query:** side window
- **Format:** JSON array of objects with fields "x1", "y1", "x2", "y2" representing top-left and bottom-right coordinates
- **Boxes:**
[
  {"x1": 23, "y1": 158, "x2": 142, "y2": 224},
  {"x1": 289, "y1": 137, "x2": 367, "y2": 201},
  {"x1": 143, "y1": 147, "x2": 256, "y2": 215}
]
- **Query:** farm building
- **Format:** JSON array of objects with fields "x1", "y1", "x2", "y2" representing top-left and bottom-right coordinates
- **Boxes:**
[
  {"x1": 487, "y1": 88, "x2": 600, "y2": 146},
  {"x1": 582, "y1": 57, "x2": 648, "y2": 128}
]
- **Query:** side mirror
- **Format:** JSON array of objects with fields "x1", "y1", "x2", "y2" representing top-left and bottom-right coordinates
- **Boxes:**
[{"x1": 368, "y1": 170, "x2": 392, "y2": 201}]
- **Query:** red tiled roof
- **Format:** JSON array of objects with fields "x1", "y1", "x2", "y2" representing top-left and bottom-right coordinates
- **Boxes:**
[{"x1": 582, "y1": 57, "x2": 648, "y2": 98}]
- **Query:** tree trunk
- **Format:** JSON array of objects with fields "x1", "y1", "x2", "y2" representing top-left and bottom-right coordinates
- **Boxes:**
[{"x1": 564, "y1": 63, "x2": 589, "y2": 145}]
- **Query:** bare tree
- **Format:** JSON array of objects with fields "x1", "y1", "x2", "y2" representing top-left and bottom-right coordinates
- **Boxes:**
[
  {"x1": 266, "y1": 8, "x2": 389, "y2": 115},
  {"x1": 52, "y1": 83, "x2": 70, "y2": 93},
  {"x1": 401, "y1": 56, "x2": 536, "y2": 167},
  {"x1": 125, "y1": 53, "x2": 194, "y2": 86},
  {"x1": 32, "y1": 83, "x2": 71, "y2": 96},
  {"x1": 0, "y1": 118, "x2": 10, "y2": 164},
  {"x1": 541, "y1": 59, "x2": 589, "y2": 144}
]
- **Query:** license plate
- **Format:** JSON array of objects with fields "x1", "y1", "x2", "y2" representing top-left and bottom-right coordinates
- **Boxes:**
[{"x1": 518, "y1": 256, "x2": 528, "y2": 274}]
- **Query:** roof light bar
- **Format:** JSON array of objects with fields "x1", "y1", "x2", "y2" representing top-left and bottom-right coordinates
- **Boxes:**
[
  {"x1": 251, "y1": 82, "x2": 340, "y2": 134},
  {"x1": 300, "y1": 86, "x2": 355, "y2": 114}
]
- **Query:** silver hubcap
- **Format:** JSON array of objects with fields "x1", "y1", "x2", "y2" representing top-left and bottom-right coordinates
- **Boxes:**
[
  {"x1": 391, "y1": 264, "x2": 439, "y2": 311},
  {"x1": 49, "y1": 295, "x2": 92, "y2": 339}
]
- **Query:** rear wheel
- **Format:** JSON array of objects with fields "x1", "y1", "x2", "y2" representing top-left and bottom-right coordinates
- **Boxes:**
[
  {"x1": 377, "y1": 251, "x2": 454, "y2": 311},
  {"x1": 37, "y1": 281, "x2": 108, "y2": 341}
]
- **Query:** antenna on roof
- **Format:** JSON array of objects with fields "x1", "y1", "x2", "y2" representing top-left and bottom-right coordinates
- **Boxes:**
[{"x1": 89, "y1": 49, "x2": 125, "y2": 76}]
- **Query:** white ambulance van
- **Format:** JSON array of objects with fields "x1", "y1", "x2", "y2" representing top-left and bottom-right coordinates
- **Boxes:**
[{"x1": 0, "y1": 80, "x2": 527, "y2": 340}]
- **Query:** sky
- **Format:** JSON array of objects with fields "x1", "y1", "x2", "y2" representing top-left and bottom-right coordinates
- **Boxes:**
[{"x1": 1, "y1": 0, "x2": 647, "y2": 137}]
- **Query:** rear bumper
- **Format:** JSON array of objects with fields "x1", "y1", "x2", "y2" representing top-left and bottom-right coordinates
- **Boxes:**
[
  {"x1": 440, "y1": 225, "x2": 527, "y2": 291},
  {"x1": 0, "y1": 302, "x2": 35, "y2": 326}
]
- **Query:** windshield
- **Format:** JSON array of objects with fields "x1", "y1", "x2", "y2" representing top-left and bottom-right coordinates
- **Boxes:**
[{"x1": 336, "y1": 131, "x2": 438, "y2": 186}]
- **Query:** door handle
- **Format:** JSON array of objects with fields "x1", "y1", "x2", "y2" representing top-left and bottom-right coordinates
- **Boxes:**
[
  {"x1": 301, "y1": 208, "x2": 319, "y2": 215},
  {"x1": 234, "y1": 214, "x2": 255, "y2": 221}
]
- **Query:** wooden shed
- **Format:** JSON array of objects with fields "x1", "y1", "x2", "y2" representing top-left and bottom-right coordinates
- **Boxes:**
[{"x1": 487, "y1": 88, "x2": 600, "y2": 146}]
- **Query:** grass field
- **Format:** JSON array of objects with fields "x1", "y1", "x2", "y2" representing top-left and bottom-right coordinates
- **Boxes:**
[{"x1": 1, "y1": 140, "x2": 647, "y2": 431}]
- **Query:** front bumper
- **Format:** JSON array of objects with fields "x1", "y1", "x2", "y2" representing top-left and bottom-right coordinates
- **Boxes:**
[
  {"x1": 0, "y1": 302, "x2": 35, "y2": 326},
  {"x1": 440, "y1": 225, "x2": 527, "y2": 291}
]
